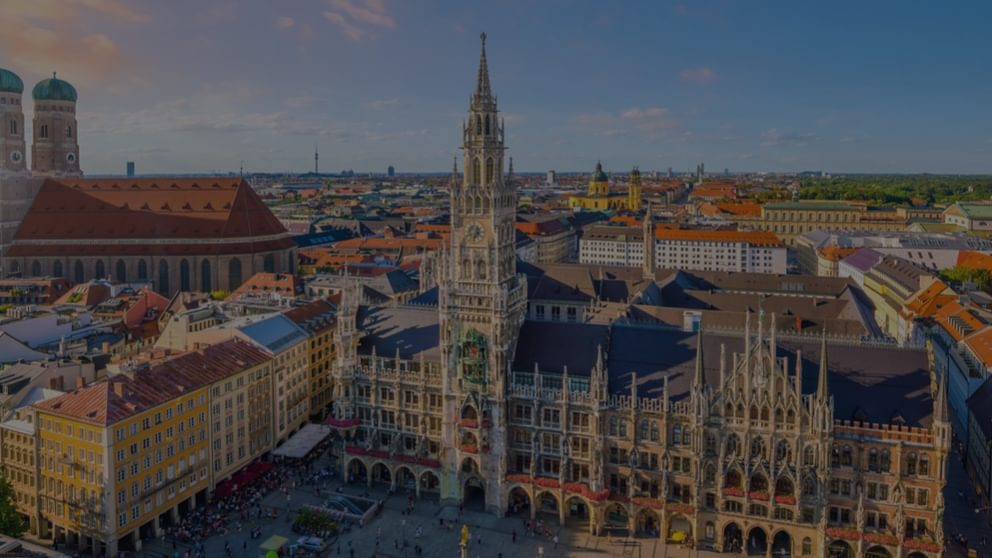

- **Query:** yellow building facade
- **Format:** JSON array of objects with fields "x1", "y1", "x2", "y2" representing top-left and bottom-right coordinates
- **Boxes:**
[{"x1": 568, "y1": 162, "x2": 641, "y2": 212}]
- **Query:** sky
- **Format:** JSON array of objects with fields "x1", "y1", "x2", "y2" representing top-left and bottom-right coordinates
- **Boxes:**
[{"x1": 2, "y1": 0, "x2": 991, "y2": 175}]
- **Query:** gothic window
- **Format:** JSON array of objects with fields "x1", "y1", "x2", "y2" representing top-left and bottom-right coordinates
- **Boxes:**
[
  {"x1": 841, "y1": 445, "x2": 853, "y2": 467},
  {"x1": 485, "y1": 157, "x2": 494, "y2": 184},
  {"x1": 95, "y1": 260, "x2": 105, "y2": 279},
  {"x1": 868, "y1": 449, "x2": 879, "y2": 472},
  {"x1": 748, "y1": 473, "x2": 768, "y2": 493},
  {"x1": 750, "y1": 406, "x2": 758, "y2": 420},
  {"x1": 919, "y1": 454, "x2": 929, "y2": 477},
  {"x1": 704, "y1": 462, "x2": 716, "y2": 484},
  {"x1": 472, "y1": 158, "x2": 482, "y2": 184},
  {"x1": 775, "y1": 476, "x2": 794, "y2": 497},
  {"x1": 73, "y1": 260, "x2": 84, "y2": 283},
  {"x1": 802, "y1": 476, "x2": 816, "y2": 497},
  {"x1": 200, "y1": 259, "x2": 212, "y2": 291},
  {"x1": 724, "y1": 469, "x2": 741, "y2": 488},
  {"x1": 906, "y1": 452, "x2": 917, "y2": 475},
  {"x1": 461, "y1": 259, "x2": 470, "y2": 279},
  {"x1": 475, "y1": 115, "x2": 482, "y2": 135},
  {"x1": 787, "y1": 409, "x2": 795, "y2": 423},
  {"x1": 750, "y1": 438, "x2": 765, "y2": 461},
  {"x1": 682, "y1": 427, "x2": 690, "y2": 446},
  {"x1": 9, "y1": 119, "x2": 15, "y2": 135},
  {"x1": 66, "y1": 125, "x2": 72, "y2": 138},
  {"x1": 725, "y1": 434, "x2": 738, "y2": 457},
  {"x1": 801, "y1": 538, "x2": 812, "y2": 556},
  {"x1": 775, "y1": 408, "x2": 784, "y2": 424},
  {"x1": 704, "y1": 433, "x2": 717, "y2": 455},
  {"x1": 650, "y1": 422, "x2": 660, "y2": 442},
  {"x1": 137, "y1": 259, "x2": 148, "y2": 280},
  {"x1": 880, "y1": 449, "x2": 891, "y2": 472},
  {"x1": 179, "y1": 259, "x2": 190, "y2": 291},
  {"x1": 158, "y1": 259, "x2": 169, "y2": 295},
  {"x1": 263, "y1": 254, "x2": 275, "y2": 273},
  {"x1": 760, "y1": 406, "x2": 770, "y2": 422},
  {"x1": 228, "y1": 258, "x2": 242, "y2": 290},
  {"x1": 639, "y1": 420, "x2": 650, "y2": 441},
  {"x1": 776, "y1": 440, "x2": 790, "y2": 463},
  {"x1": 484, "y1": 115, "x2": 490, "y2": 135},
  {"x1": 53, "y1": 260, "x2": 63, "y2": 278},
  {"x1": 476, "y1": 260, "x2": 486, "y2": 280},
  {"x1": 40, "y1": 124, "x2": 48, "y2": 139},
  {"x1": 725, "y1": 403, "x2": 734, "y2": 417},
  {"x1": 672, "y1": 424, "x2": 682, "y2": 446},
  {"x1": 115, "y1": 260, "x2": 126, "y2": 283},
  {"x1": 31, "y1": 261, "x2": 41, "y2": 277}
]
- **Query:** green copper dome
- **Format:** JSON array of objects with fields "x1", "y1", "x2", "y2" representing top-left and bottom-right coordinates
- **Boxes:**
[
  {"x1": 0, "y1": 69, "x2": 24, "y2": 94},
  {"x1": 592, "y1": 161, "x2": 608, "y2": 182},
  {"x1": 32, "y1": 74, "x2": 77, "y2": 102}
]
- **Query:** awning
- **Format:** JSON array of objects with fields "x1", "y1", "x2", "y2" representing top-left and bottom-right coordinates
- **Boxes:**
[
  {"x1": 272, "y1": 424, "x2": 331, "y2": 459},
  {"x1": 213, "y1": 481, "x2": 235, "y2": 498},
  {"x1": 260, "y1": 535, "x2": 288, "y2": 551}
]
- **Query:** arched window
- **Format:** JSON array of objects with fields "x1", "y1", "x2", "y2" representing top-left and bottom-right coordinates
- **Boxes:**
[
  {"x1": 95, "y1": 260, "x2": 105, "y2": 279},
  {"x1": 776, "y1": 440, "x2": 790, "y2": 462},
  {"x1": 73, "y1": 261, "x2": 84, "y2": 283},
  {"x1": 31, "y1": 260, "x2": 41, "y2": 277},
  {"x1": 475, "y1": 115, "x2": 482, "y2": 135},
  {"x1": 750, "y1": 438, "x2": 765, "y2": 461},
  {"x1": 115, "y1": 260, "x2": 126, "y2": 283},
  {"x1": 802, "y1": 476, "x2": 816, "y2": 497},
  {"x1": 200, "y1": 259, "x2": 212, "y2": 291},
  {"x1": 158, "y1": 259, "x2": 169, "y2": 294},
  {"x1": 650, "y1": 422, "x2": 659, "y2": 442},
  {"x1": 704, "y1": 462, "x2": 716, "y2": 484},
  {"x1": 66, "y1": 125, "x2": 72, "y2": 138},
  {"x1": 705, "y1": 433, "x2": 717, "y2": 455},
  {"x1": 472, "y1": 158, "x2": 482, "y2": 184},
  {"x1": 673, "y1": 424, "x2": 682, "y2": 446},
  {"x1": 750, "y1": 406, "x2": 758, "y2": 420},
  {"x1": 179, "y1": 259, "x2": 190, "y2": 291},
  {"x1": 880, "y1": 449, "x2": 891, "y2": 473},
  {"x1": 485, "y1": 157, "x2": 494, "y2": 184},
  {"x1": 53, "y1": 260, "x2": 63, "y2": 278},
  {"x1": 705, "y1": 522, "x2": 715, "y2": 541},
  {"x1": 801, "y1": 538, "x2": 812, "y2": 556},
  {"x1": 263, "y1": 254, "x2": 275, "y2": 273},
  {"x1": 476, "y1": 260, "x2": 486, "y2": 280},
  {"x1": 868, "y1": 448, "x2": 879, "y2": 472},
  {"x1": 639, "y1": 420, "x2": 650, "y2": 441},
  {"x1": 137, "y1": 260, "x2": 148, "y2": 280},
  {"x1": 841, "y1": 445, "x2": 853, "y2": 467},
  {"x1": 228, "y1": 258, "x2": 242, "y2": 290},
  {"x1": 906, "y1": 452, "x2": 917, "y2": 475},
  {"x1": 682, "y1": 427, "x2": 690, "y2": 446},
  {"x1": 726, "y1": 434, "x2": 738, "y2": 456},
  {"x1": 919, "y1": 454, "x2": 929, "y2": 477}
]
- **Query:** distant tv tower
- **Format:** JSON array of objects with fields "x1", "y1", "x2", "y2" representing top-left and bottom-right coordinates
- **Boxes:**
[{"x1": 314, "y1": 145, "x2": 319, "y2": 175}]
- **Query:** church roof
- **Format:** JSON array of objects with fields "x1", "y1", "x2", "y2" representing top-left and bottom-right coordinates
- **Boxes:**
[
  {"x1": 0, "y1": 68, "x2": 23, "y2": 94},
  {"x1": 591, "y1": 161, "x2": 608, "y2": 182},
  {"x1": 8, "y1": 177, "x2": 293, "y2": 257},
  {"x1": 32, "y1": 74, "x2": 77, "y2": 102}
]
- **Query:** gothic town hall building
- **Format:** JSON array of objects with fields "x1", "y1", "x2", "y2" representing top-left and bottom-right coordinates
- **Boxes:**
[{"x1": 328, "y1": 35, "x2": 948, "y2": 558}]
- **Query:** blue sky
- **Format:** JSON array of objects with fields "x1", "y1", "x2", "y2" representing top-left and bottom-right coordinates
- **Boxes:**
[{"x1": 3, "y1": 0, "x2": 990, "y2": 174}]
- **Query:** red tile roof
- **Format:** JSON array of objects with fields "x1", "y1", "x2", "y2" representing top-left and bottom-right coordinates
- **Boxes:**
[
  {"x1": 34, "y1": 339, "x2": 271, "y2": 425},
  {"x1": 8, "y1": 177, "x2": 293, "y2": 257}
]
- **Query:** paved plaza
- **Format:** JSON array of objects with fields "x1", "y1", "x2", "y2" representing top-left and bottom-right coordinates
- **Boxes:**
[{"x1": 131, "y1": 449, "x2": 725, "y2": 558}]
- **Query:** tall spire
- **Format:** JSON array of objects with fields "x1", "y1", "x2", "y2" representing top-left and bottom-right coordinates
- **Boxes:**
[
  {"x1": 694, "y1": 329, "x2": 705, "y2": 389},
  {"x1": 816, "y1": 328, "x2": 829, "y2": 402},
  {"x1": 642, "y1": 202, "x2": 655, "y2": 280},
  {"x1": 935, "y1": 361, "x2": 950, "y2": 423},
  {"x1": 474, "y1": 32, "x2": 492, "y2": 103}
]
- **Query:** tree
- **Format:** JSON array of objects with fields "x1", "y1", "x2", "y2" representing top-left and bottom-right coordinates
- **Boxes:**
[{"x1": 0, "y1": 475, "x2": 25, "y2": 538}]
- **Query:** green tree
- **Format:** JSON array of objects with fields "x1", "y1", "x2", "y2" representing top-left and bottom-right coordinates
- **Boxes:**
[{"x1": 0, "y1": 475, "x2": 25, "y2": 538}]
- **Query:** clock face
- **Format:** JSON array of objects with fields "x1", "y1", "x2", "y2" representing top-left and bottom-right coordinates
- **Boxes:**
[
  {"x1": 65, "y1": 152, "x2": 76, "y2": 165},
  {"x1": 9, "y1": 150, "x2": 22, "y2": 164},
  {"x1": 466, "y1": 223, "x2": 484, "y2": 242}
]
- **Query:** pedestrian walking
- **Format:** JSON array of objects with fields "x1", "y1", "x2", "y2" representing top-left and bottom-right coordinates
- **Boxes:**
[{"x1": 512, "y1": 530, "x2": 516, "y2": 543}]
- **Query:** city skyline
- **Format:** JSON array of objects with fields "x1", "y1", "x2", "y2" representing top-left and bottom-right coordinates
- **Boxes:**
[{"x1": 2, "y1": 0, "x2": 990, "y2": 175}]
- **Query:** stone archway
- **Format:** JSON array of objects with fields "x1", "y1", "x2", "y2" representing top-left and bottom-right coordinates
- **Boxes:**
[
  {"x1": 828, "y1": 540, "x2": 854, "y2": 558},
  {"x1": 747, "y1": 526, "x2": 768, "y2": 556},
  {"x1": 635, "y1": 508, "x2": 660, "y2": 538},
  {"x1": 536, "y1": 491, "x2": 559, "y2": 521},
  {"x1": 419, "y1": 471, "x2": 439, "y2": 493},
  {"x1": 346, "y1": 458, "x2": 367, "y2": 483},
  {"x1": 463, "y1": 477, "x2": 486, "y2": 511},
  {"x1": 603, "y1": 503, "x2": 629, "y2": 534},
  {"x1": 507, "y1": 486, "x2": 530, "y2": 516},
  {"x1": 666, "y1": 513, "x2": 690, "y2": 542},
  {"x1": 564, "y1": 495, "x2": 590, "y2": 532},
  {"x1": 864, "y1": 546, "x2": 892, "y2": 558},
  {"x1": 723, "y1": 523, "x2": 743, "y2": 554},
  {"x1": 395, "y1": 466, "x2": 416, "y2": 491},
  {"x1": 370, "y1": 462, "x2": 391, "y2": 485},
  {"x1": 772, "y1": 530, "x2": 792, "y2": 557}
]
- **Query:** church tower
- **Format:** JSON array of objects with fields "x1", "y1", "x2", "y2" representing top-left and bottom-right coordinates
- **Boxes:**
[
  {"x1": 0, "y1": 69, "x2": 27, "y2": 174},
  {"x1": 627, "y1": 166, "x2": 642, "y2": 211},
  {"x1": 439, "y1": 33, "x2": 527, "y2": 513},
  {"x1": 31, "y1": 74, "x2": 81, "y2": 177}
]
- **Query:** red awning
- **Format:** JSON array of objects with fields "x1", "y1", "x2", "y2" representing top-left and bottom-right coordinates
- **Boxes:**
[{"x1": 213, "y1": 481, "x2": 235, "y2": 498}]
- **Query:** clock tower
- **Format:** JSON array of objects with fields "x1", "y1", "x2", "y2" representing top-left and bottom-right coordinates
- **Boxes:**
[{"x1": 438, "y1": 33, "x2": 526, "y2": 513}]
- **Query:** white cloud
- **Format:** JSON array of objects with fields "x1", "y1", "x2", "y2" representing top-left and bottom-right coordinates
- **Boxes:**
[
  {"x1": 323, "y1": 0, "x2": 395, "y2": 42},
  {"x1": 760, "y1": 128, "x2": 817, "y2": 147},
  {"x1": 275, "y1": 16, "x2": 295, "y2": 30},
  {"x1": 680, "y1": 67, "x2": 717, "y2": 85}
]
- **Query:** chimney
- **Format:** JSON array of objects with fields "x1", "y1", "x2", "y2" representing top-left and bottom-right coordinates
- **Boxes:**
[
  {"x1": 75, "y1": 376, "x2": 87, "y2": 390},
  {"x1": 112, "y1": 382, "x2": 126, "y2": 397}
]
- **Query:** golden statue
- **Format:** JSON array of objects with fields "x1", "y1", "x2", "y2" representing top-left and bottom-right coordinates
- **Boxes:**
[{"x1": 460, "y1": 524, "x2": 470, "y2": 546}]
